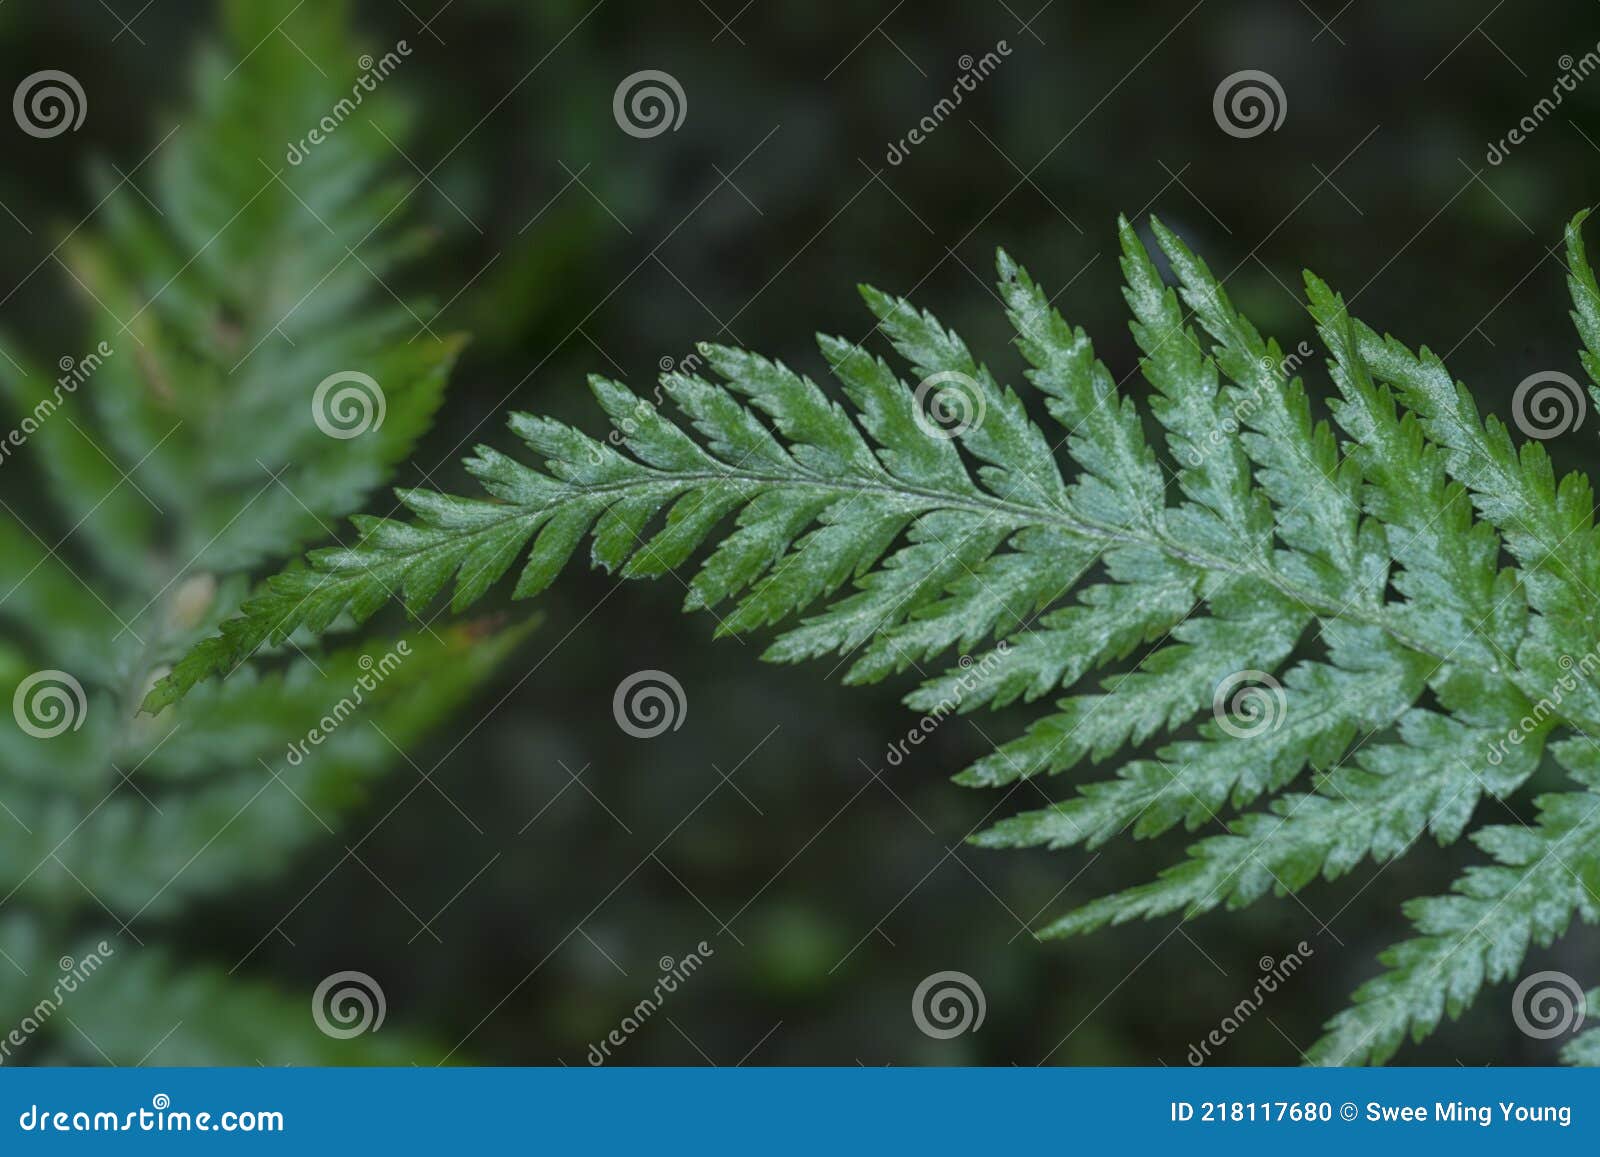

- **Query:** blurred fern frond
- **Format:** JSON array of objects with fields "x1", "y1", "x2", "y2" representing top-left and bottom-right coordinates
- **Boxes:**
[
  {"x1": 167, "y1": 209, "x2": 1600, "y2": 1065},
  {"x1": 0, "y1": 0, "x2": 522, "y2": 1063}
]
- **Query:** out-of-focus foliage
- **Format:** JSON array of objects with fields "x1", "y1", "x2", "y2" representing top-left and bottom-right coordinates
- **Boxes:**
[{"x1": 0, "y1": 0, "x2": 521, "y2": 1062}]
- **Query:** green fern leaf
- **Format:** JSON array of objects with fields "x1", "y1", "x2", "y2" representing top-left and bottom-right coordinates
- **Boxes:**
[
  {"x1": 156, "y1": 208, "x2": 1600, "y2": 1066},
  {"x1": 0, "y1": 0, "x2": 520, "y2": 1064}
]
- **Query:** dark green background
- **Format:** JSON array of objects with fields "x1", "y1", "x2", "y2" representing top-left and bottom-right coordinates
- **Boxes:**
[{"x1": 2, "y1": 0, "x2": 1596, "y2": 1064}]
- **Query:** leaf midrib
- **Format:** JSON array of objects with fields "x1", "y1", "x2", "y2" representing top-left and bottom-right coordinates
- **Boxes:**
[{"x1": 351, "y1": 462, "x2": 1579, "y2": 727}]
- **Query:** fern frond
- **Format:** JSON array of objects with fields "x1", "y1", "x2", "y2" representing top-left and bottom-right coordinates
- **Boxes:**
[{"x1": 158, "y1": 209, "x2": 1600, "y2": 1065}]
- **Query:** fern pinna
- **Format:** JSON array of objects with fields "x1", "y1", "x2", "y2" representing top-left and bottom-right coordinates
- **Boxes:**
[
  {"x1": 0, "y1": 0, "x2": 519, "y2": 1062},
  {"x1": 153, "y1": 211, "x2": 1600, "y2": 1065}
]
